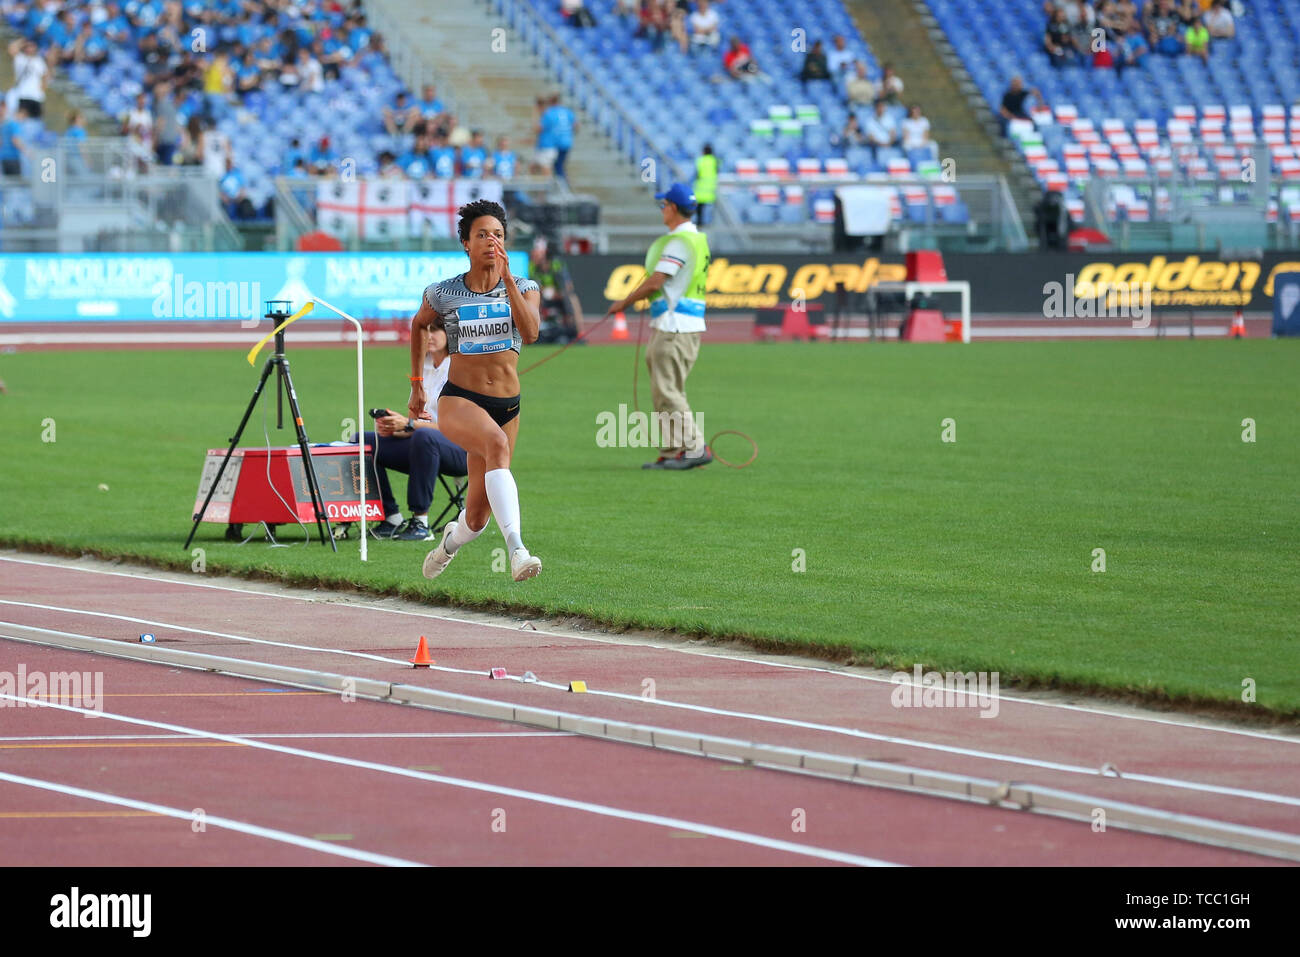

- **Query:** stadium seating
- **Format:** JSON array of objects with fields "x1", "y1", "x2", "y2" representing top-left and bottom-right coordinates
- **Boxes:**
[
  {"x1": 928, "y1": 0, "x2": 1300, "y2": 228},
  {"x1": 505, "y1": 0, "x2": 958, "y2": 227},
  {"x1": 4, "y1": 0, "x2": 419, "y2": 221}
]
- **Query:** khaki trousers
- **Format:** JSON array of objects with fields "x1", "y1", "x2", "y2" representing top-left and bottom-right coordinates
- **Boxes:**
[{"x1": 645, "y1": 328, "x2": 703, "y2": 456}]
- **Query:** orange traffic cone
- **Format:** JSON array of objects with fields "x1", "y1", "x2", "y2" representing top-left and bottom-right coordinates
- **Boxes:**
[
  {"x1": 611, "y1": 311, "x2": 629, "y2": 340},
  {"x1": 409, "y1": 636, "x2": 435, "y2": 668},
  {"x1": 1229, "y1": 309, "x2": 1246, "y2": 338}
]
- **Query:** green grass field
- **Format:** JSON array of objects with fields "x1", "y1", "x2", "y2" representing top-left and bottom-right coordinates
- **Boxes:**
[{"x1": 2, "y1": 339, "x2": 1297, "y2": 716}]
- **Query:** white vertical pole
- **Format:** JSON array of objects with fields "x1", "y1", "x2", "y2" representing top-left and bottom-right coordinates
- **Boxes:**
[{"x1": 310, "y1": 297, "x2": 367, "y2": 562}]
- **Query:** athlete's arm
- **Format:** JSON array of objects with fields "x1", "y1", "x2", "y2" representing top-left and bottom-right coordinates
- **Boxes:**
[
  {"x1": 492, "y1": 234, "x2": 542, "y2": 344},
  {"x1": 605, "y1": 272, "x2": 668, "y2": 317}
]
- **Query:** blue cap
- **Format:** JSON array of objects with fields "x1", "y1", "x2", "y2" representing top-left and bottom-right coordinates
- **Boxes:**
[{"x1": 654, "y1": 182, "x2": 697, "y2": 212}]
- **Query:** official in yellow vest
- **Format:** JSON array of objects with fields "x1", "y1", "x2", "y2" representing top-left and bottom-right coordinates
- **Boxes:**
[
  {"x1": 604, "y1": 183, "x2": 713, "y2": 469},
  {"x1": 694, "y1": 145, "x2": 718, "y2": 227}
]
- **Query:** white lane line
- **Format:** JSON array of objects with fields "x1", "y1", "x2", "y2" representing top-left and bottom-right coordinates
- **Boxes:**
[
  {"x1": 0, "y1": 692, "x2": 898, "y2": 867},
  {"x1": 0, "y1": 769, "x2": 425, "y2": 866},
  {"x1": 3, "y1": 554, "x2": 1294, "y2": 745},
  {"x1": 0, "y1": 732, "x2": 574, "y2": 742},
  {"x1": 4, "y1": 615, "x2": 1299, "y2": 810}
]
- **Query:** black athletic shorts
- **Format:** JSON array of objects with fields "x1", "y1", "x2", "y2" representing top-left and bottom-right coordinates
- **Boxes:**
[{"x1": 440, "y1": 381, "x2": 520, "y2": 427}]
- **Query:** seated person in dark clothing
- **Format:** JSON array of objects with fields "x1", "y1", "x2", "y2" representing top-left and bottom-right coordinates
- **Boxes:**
[
  {"x1": 359, "y1": 325, "x2": 469, "y2": 541},
  {"x1": 799, "y1": 39, "x2": 832, "y2": 87},
  {"x1": 1044, "y1": 7, "x2": 1079, "y2": 66},
  {"x1": 999, "y1": 75, "x2": 1042, "y2": 136}
]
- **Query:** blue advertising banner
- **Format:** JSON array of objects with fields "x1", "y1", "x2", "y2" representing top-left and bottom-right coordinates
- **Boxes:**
[{"x1": 0, "y1": 251, "x2": 530, "y2": 322}]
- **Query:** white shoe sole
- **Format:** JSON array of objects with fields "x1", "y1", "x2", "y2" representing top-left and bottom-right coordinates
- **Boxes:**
[
  {"x1": 511, "y1": 555, "x2": 542, "y2": 582},
  {"x1": 421, "y1": 524, "x2": 458, "y2": 579}
]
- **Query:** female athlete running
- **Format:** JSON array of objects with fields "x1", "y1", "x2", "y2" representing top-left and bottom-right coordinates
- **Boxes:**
[{"x1": 409, "y1": 199, "x2": 543, "y2": 581}]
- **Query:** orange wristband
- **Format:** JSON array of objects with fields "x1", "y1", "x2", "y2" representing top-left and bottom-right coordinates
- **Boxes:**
[{"x1": 409, "y1": 376, "x2": 424, "y2": 382}]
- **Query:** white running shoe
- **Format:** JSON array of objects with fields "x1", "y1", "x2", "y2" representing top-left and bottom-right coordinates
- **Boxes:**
[
  {"x1": 510, "y1": 546, "x2": 542, "y2": 582},
  {"x1": 421, "y1": 522, "x2": 459, "y2": 579}
]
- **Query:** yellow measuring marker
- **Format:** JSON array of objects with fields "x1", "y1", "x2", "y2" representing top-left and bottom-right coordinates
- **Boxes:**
[{"x1": 245, "y1": 301, "x2": 315, "y2": 365}]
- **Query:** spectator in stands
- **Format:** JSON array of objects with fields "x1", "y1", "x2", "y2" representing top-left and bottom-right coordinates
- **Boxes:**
[
  {"x1": 998, "y1": 75, "x2": 1042, "y2": 136},
  {"x1": 46, "y1": 10, "x2": 78, "y2": 68},
  {"x1": 287, "y1": 158, "x2": 309, "y2": 179},
  {"x1": 446, "y1": 113, "x2": 472, "y2": 147},
  {"x1": 845, "y1": 60, "x2": 876, "y2": 106},
  {"x1": 668, "y1": 1, "x2": 690, "y2": 54},
  {"x1": 8, "y1": 38, "x2": 47, "y2": 121},
  {"x1": 310, "y1": 135, "x2": 336, "y2": 175},
  {"x1": 1091, "y1": 1, "x2": 1120, "y2": 69},
  {"x1": 298, "y1": 47, "x2": 324, "y2": 93},
  {"x1": 312, "y1": 34, "x2": 346, "y2": 81},
  {"x1": 153, "y1": 80, "x2": 183, "y2": 166},
  {"x1": 63, "y1": 109, "x2": 87, "y2": 175},
  {"x1": 202, "y1": 52, "x2": 234, "y2": 121},
  {"x1": 1044, "y1": 7, "x2": 1079, "y2": 67},
  {"x1": 880, "y1": 64, "x2": 904, "y2": 101},
  {"x1": 540, "y1": 93, "x2": 576, "y2": 181},
  {"x1": 562, "y1": 0, "x2": 598, "y2": 28},
  {"x1": 235, "y1": 53, "x2": 263, "y2": 99},
  {"x1": 220, "y1": 156, "x2": 256, "y2": 219},
  {"x1": 180, "y1": 115, "x2": 205, "y2": 167},
  {"x1": 826, "y1": 35, "x2": 855, "y2": 85},
  {"x1": 384, "y1": 91, "x2": 418, "y2": 137},
  {"x1": 489, "y1": 135, "x2": 518, "y2": 180},
  {"x1": 693, "y1": 144, "x2": 717, "y2": 226},
  {"x1": 721, "y1": 36, "x2": 772, "y2": 84},
  {"x1": 902, "y1": 104, "x2": 938, "y2": 164},
  {"x1": 282, "y1": 137, "x2": 306, "y2": 175},
  {"x1": 1204, "y1": 0, "x2": 1235, "y2": 39},
  {"x1": 1145, "y1": 0, "x2": 1184, "y2": 56},
  {"x1": 429, "y1": 131, "x2": 457, "y2": 178},
  {"x1": 799, "y1": 39, "x2": 833, "y2": 90},
  {"x1": 460, "y1": 129, "x2": 489, "y2": 179},
  {"x1": 0, "y1": 102, "x2": 29, "y2": 176},
  {"x1": 123, "y1": 91, "x2": 152, "y2": 140},
  {"x1": 689, "y1": 0, "x2": 722, "y2": 54},
  {"x1": 1120, "y1": 21, "x2": 1150, "y2": 68},
  {"x1": 863, "y1": 98, "x2": 901, "y2": 163},
  {"x1": 636, "y1": 0, "x2": 669, "y2": 51},
  {"x1": 832, "y1": 112, "x2": 869, "y2": 149},
  {"x1": 72, "y1": 21, "x2": 108, "y2": 68},
  {"x1": 377, "y1": 149, "x2": 403, "y2": 179},
  {"x1": 398, "y1": 133, "x2": 431, "y2": 178},
  {"x1": 417, "y1": 84, "x2": 445, "y2": 121},
  {"x1": 1184, "y1": 14, "x2": 1209, "y2": 62}
]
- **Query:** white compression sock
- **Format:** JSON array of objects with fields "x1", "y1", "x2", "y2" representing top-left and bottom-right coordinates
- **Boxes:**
[
  {"x1": 386, "y1": 513, "x2": 403, "y2": 525},
  {"x1": 445, "y1": 510, "x2": 486, "y2": 554},
  {"x1": 484, "y1": 468, "x2": 525, "y2": 553}
]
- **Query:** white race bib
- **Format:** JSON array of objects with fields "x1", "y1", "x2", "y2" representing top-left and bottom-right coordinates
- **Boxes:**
[{"x1": 455, "y1": 302, "x2": 513, "y2": 355}]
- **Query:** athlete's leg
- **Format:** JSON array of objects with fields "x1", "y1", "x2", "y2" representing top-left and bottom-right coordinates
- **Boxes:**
[{"x1": 484, "y1": 416, "x2": 525, "y2": 553}]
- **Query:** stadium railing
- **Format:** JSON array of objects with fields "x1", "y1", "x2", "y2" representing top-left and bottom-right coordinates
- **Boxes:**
[{"x1": 0, "y1": 138, "x2": 240, "y2": 253}]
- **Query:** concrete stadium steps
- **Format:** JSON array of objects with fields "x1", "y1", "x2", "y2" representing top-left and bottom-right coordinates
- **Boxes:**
[
  {"x1": 841, "y1": 0, "x2": 1039, "y2": 234},
  {"x1": 361, "y1": 0, "x2": 660, "y2": 239}
]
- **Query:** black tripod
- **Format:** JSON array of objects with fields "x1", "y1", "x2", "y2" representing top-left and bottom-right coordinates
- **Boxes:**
[{"x1": 184, "y1": 300, "x2": 336, "y2": 551}]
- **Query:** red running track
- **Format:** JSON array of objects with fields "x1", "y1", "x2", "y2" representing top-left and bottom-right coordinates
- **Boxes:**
[{"x1": 0, "y1": 553, "x2": 1296, "y2": 865}]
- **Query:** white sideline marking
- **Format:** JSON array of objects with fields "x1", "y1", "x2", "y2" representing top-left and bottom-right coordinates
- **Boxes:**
[
  {"x1": 3, "y1": 554, "x2": 1295, "y2": 747},
  {"x1": 0, "y1": 692, "x2": 899, "y2": 867},
  {"x1": 0, "y1": 732, "x2": 573, "y2": 742},
  {"x1": 4, "y1": 614, "x2": 1299, "y2": 813},
  {"x1": 0, "y1": 769, "x2": 425, "y2": 867}
]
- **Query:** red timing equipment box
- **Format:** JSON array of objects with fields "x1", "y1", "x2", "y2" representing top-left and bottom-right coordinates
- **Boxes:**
[{"x1": 193, "y1": 444, "x2": 382, "y2": 526}]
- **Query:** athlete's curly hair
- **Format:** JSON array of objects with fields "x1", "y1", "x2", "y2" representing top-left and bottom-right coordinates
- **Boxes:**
[{"x1": 457, "y1": 199, "x2": 508, "y2": 244}]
